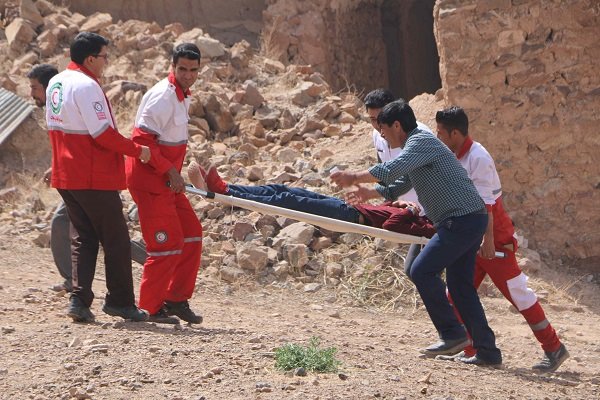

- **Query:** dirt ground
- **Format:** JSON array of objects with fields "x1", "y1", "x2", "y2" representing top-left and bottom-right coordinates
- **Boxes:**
[{"x1": 1, "y1": 232, "x2": 599, "y2": 400}]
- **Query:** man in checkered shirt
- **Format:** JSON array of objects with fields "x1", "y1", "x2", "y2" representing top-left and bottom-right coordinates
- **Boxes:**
[{"x1": 331, "y1": 100, "x2": 502, "y2": 367}]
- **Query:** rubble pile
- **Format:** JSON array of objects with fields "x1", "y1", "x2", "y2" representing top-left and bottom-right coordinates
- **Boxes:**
[{"x1": 1, "y1": 0, "x2": 425, "y2": 291}]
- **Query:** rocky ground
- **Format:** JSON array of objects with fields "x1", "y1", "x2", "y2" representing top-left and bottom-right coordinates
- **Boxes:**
[{"x1": 1, "y1": 210, "x2": 600, "y2": 400}]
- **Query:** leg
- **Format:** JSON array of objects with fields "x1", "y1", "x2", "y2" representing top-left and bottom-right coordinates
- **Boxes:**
[
  {"x1": 132, "y1": 190, "x2": 183, "y2": 315},
  {"x1": 58, "y1": 189, "x2": 100, "y2": 308},
  {"x1": 443, "y1": 213, "x2": 501, "y2": 363},
  {"x1": 166, "y1": 193, "x2": 202, "y2": 302},
  {"x1": 50, "y1": 201, "x2": 73, "y2": 290},
  {"x1": 228, "y1": 189, "x2": 360, "y2": 222},
  {"x1": 403, "y1": 243, "x2": 422, "y2": 278},
  {"x1": 478, "y1": 254, "x2": 561, "y2": 353},
  {"x1": 408, "y1": 234, "x2": 467, "y2": 341}
]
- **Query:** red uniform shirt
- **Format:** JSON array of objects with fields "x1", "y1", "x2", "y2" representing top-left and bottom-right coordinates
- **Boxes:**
[{"x1": 46, "y1": 62, "x2": 141, "y2": 190}]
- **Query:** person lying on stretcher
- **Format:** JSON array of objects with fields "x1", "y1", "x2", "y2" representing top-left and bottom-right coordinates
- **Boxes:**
[{"x1": 187, "y1": 161, "x2": 435, "y2": 239}]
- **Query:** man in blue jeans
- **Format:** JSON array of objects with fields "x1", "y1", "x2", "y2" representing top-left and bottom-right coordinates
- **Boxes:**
[{"x1": 331, "y1": 100, "x2": 502, "y2": 367}]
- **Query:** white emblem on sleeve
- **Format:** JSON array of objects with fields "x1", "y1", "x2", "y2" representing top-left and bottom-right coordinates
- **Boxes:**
[{"x1": 93, "y1": 101, "x2": 107, "y2": 120}]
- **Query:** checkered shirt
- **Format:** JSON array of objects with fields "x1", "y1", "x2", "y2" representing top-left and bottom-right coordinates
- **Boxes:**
[{"x1": 368, "y1": 128, "x2": 485, "y2": 224}]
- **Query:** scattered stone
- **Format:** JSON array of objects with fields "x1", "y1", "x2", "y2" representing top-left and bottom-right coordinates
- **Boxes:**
[
  {"x1": 303, "y1": 283, "x2": 321, "y2": 293},
  {"x1": 2, "y1": 326, "x2": 15, "y2": 334}
]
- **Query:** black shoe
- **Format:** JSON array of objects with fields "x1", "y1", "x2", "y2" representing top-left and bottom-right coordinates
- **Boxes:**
[
  {"x1": 420, "y1": 337, "x2": 470, "y2": 356},
  {"x1": 67, "y1": 296, "x2": 95, "y2": 323},
  {"x1": 164, "y1": 300, "x2": 203, "y2": 324},
  {"x1": 147, "y1": 308, "x2": 180, "y2": 325},
  {"x1": 456, "y1": 354, "x2": 502, "y2": 368},
  {"x1": 532, "y1": 344, "x2": 569, "y2": 373},
  {"x1": 102, "y1": 303, "x2": 148, "y2": 322}
]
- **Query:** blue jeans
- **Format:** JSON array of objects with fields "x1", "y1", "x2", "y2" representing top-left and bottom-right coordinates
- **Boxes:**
[
  {"x1": 227, "y1": 184, "x2": 360, "y2": 223},
  {"x1": 407, "y1": 212, "x2": 501, "y2": 362}
]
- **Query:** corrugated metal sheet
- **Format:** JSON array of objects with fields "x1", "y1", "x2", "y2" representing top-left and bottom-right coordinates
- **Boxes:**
[{"x1": 0, "y1": 88, "x2": 34, "y2": 147}]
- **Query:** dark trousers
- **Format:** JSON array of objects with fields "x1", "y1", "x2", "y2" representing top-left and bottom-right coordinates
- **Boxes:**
[
  {"x1": 58, "y1": 189, "x2": 135, "y2": 308},
  {"x1": 228, "y1": 184, "x2": 360, "y2": 222},
  {"x1": 407, "y1": 212, "x2": 501, "y2": 362}
]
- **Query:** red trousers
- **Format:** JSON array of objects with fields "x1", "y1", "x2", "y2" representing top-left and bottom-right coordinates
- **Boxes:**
[
  {"x1": 450, "y1": 199, "x2": 561, "y2": 355},
  {"x1": 131, "y1": 189, "x2": 202, "y2": 315}
]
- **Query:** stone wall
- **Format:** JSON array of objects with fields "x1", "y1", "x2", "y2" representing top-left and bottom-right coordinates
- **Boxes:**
[
  {"x1": 50, "y1": 0, "x2": 266, "y2": 46},
  {"x1": 263, "y1": 0, "x2": 440, "y2": 99},
  {"x1": 434, "y1": 0, "x2": 600, "y2": 267}
]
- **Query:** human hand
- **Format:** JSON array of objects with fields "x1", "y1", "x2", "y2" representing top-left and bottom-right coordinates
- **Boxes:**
[
  {"x1": 43, "y1": 167, "x2": 52, "y2": 187},
  {"x1": 479, "y1": 237, "x2": 496, "y2": 259},
  {"x1": 343, "y1": 184, "x2": 379, "y2": 205},
  {"x1": 167, "y1": 167, "x2": 185, "y2": 193},
  {"x1": 330, "y1": 171, "x2": 355, "y2": 188},
  {"x1": 139, "y1": 146, "x2": 151, "y2": 164}
]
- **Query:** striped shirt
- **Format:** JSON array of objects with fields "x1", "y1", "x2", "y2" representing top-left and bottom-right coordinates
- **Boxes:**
[{"x1": 368, "y1": 128, "x2": 485, "y2": 224}]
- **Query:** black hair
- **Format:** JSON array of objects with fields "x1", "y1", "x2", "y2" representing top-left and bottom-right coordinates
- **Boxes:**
[
  {"x1": 377, "y1": 100, "x2": 418, "y2": 133},
  {"x1": 364, "y1": 88, "x2": 395, "y2": 109},
  {"x1": 435, "y1": 106, "x2": 469, "y2": 136},
  {"x1": 70, "y1": 32, "x2": 109, "y2": 64},
  {"x1": 172, "y1": 43, "x2": 201, "y2": 65},
  {"x1": 27, "y1": 64, "x2": 58, "y2": 88}
]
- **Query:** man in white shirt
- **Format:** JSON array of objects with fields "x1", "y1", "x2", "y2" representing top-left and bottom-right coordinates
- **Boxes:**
[
  {"x1": 364, "y1": 89, "x2": 432, "y2": 271},
  {"x1": 126, "y1": 43, "x2": 203, "y2": 325},
  {"x1": 435, "y1": 106, "x2": 569, "y2": 372}
]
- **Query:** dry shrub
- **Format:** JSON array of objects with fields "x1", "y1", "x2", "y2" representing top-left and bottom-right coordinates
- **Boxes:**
[{"x1": 338, "y1": 244, "x2": 421, "y2": 312}]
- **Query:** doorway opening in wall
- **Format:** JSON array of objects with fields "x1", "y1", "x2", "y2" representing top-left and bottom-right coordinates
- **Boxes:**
[{"x1": 380, "y1": 0, "x2": 441, "y2": 99}]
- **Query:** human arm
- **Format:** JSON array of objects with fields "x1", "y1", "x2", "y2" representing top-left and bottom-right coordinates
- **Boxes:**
[
  {"x1": 479, "y1": 209, "x2": 495, "y2": 259},
  {"x1": 75, "y1": 82, "x2": 149, "y2": 161}
]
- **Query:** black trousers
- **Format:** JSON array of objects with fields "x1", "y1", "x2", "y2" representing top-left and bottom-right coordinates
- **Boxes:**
[{"x1": 58, "y1": 189, "x2": 135, "y2": 308}]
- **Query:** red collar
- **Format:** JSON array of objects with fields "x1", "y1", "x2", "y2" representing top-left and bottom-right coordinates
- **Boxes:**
[
  {"x1": 66, "y1": 61, "x2": 101, "y2": 84},
  {"x1": 168, "y1": 72, "x2": 191, "y2": 102},
  {"x1": 456, "y1": 136, "x2": 474, "y2": 160}
]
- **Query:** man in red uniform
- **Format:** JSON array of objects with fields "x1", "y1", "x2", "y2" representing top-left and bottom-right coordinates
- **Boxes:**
[
  {"x1": 435, "y1": 106, "x2": 569, "y2": 372},
  {"x1": 46, "y1": 32, "x2": 150, "y2": 323},
  {"x1": 126, "y1": 43, "x2": 203, "y2": 324}
]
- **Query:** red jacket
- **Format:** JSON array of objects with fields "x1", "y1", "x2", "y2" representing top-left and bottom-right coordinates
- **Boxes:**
[{"x1": 46, "y1": 62, "x2": 141, "y2": 190}]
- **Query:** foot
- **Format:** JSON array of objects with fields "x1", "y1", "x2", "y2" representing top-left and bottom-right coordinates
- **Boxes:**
[
  {"x1": 532, "y1": 343, "x2": 569, "y2": 373},
  {"x1": 164, "y1": 300, "x2": 203, "y2": 324},
  {"x1": 420, "y1": 337, "x2": 470, "y2": 356},
  {"x1": 194, "y1": 161, "x2": 228, "y2": 194},
  {"x1": 147, "y1": 308, "x2": 180, "y2": 325},
  {"x1": 67, "y1": 296, "x2": 95, "y2": 323},
  {"x1": 456, "y1": 354, "x2": 502, "y2": 368},
  {"x1": 187, "y1": 160, "x2": 208, "y2": 191},
  {"x1": 102, "y1": 303, "x2": 149, "y2": 322},
  {"x1": 51, "y1": 283, "x2": 69, "y2": 292}
]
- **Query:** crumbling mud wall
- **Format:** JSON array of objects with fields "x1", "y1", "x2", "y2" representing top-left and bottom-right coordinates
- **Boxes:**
[
  {"x1": 434, "y1": 0, "x2": 600, "y2": 267},
  {"x1": 51, "y1": 0, "x2": 266, "y2": 46},
  {"x1": 263, "y1": 0, "x2": 440, "y2": 99}
]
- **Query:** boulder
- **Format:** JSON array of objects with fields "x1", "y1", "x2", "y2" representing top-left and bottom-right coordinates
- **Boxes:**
[
  {"x1": 80, "y1": 12, "x2": 113, "y2": 32},
  {"x1": 236, "y1": 245, "x2": 269, "y2": 273},
  {"x1": 5, "y1": 18, "x2": 36, "y2": 49},
  {"x1": 20, "y1": 0, "x2": 44, "y2": 28}
]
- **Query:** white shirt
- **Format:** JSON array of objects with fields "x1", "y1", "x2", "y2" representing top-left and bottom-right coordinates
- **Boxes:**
[
  {"x1": 371, "y1": 121, "x2": 433, "y2": 214},
  {"x1": 135, "y1": 78, "x2": 190, "y2": 145},
  {"x1": 46, "y1": 69, "x2": 116, "y2": 137},
  {"x1": 458, "y1": 140, "x2": 502, "y2": 205}
]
